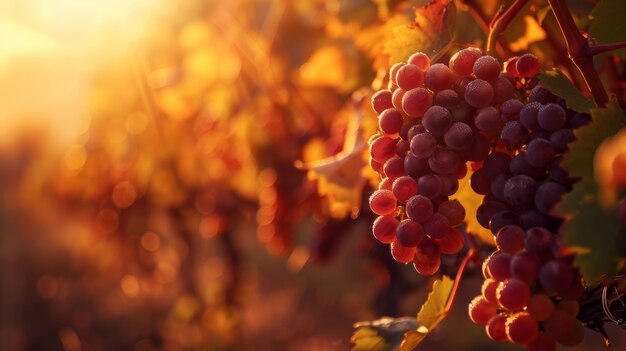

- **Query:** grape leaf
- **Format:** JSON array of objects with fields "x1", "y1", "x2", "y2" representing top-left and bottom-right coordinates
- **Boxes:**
[
  {"x1": 398, "y1": 275, "x2": 454, "y2": 351},
  {"x1": 557, "y1": 101, "x2": 626, "y2": 283},
  {"x1": 589, "y1": 0, "x2": 626, "y2": 58},
  {"x1": 299, "y1": 97, "x2": 377, "y2": 219},
  {"x1": 384, "y1": 0, "x2": 456, "y2": 65},
  {"x1": 538, "y1": 69, "x2": 596, "y2": 113},
  {"x1": 452, "y1": 168, "x2": 496, "y2": 246},
  {"x1": 351, "y1": 317, "x2": 420, "y2": 351}
]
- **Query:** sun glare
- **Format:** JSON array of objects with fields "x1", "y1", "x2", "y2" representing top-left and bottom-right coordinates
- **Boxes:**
[{"x1": 0, "y1": 0, "x2": 163, "y2": 145}]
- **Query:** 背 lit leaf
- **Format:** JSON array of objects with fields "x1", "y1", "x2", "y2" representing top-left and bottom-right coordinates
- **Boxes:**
[
  {"x1": 352, "y1": 317, "x2": 420, "y2": 351},
  {"x1": 384, "y1": 0, "x2": 456, "y2": 65},
  {"x1": 557, "y1": 101, "x2": 626, "y2": 283},
  {"x1": 299, "y1": 99, "x2": 376, "y2": 219},
  {"x1": 589, "y1": 0, "x2": 626, "y2": 58},
  {"x1": 453, "y1": 169, "x2": 496, "y2": 246},
  {"x1": 539, "y1": 69, "x2": 596, "y2": 113},
  {"x1": 398, "y1": 275, "x2": 454, "y2": 351}
]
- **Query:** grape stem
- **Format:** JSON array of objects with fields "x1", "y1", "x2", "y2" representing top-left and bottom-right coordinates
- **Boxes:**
[
  {"x1": 460, "y1": 0, "x2": 512, "y2": 58},
  {"x1": 547, "y1": 0, "x2": 609, "y2": 107},
  {"x1": 486, "y1": 0, "x2": 528, "y2": 56},
  {"x1": 443, "y1": 233, "x2": 480, "y2": 314},
  {"x1": 586, "y1": 40, "x2": 626, "y2": 57}
]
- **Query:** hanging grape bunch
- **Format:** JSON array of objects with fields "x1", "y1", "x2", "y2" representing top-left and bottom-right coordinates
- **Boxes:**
[{"x1": 367, "y1": 47, "x2": 592, "y2": 349}]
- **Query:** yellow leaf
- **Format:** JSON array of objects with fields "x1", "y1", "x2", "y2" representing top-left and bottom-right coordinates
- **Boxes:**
[
  {"x1": 384, "y1": 0, "x2": 456, "y2": 65},
  {"x1": 299, "y1": 95, "x2": 377, "y2": 218},
  {"x1": 452, "y1": 168, "x2": 496, "y2": 246}
]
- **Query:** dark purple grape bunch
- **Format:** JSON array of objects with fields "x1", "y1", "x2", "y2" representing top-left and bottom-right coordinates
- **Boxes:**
[{"x1": 468, "y1": 224, "x2": 585, "y2": 349}]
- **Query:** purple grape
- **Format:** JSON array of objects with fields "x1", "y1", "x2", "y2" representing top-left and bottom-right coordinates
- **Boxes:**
[
  {"x1": 483, "y1": 152, "x2": 512, "y2": 180},
  {"x1": 406, "y1": 194, "x2": 434, "y2": 223},
  {"x1": 538, "y1": 103, "x2": 567, "y2": 131},
  {"x1": 418, "y1": 174, "x2": 443, "y2": 199},
  {"x1": 435, "y1": 89, "x2": 460, "y2": 111},
  {"x1": 444, "y1": 122, "x2": 474, "y2": 150},
  {"x1": 424, "y1": 63, "x2": 455, "y2": 92},
  {"x1": 489, "y1": 211, "x2": 521, "y2": 235},
  {"x1": 510, "y1": 152, "x2": 544, "y2": 178},
  {"x1": 477, "y1": 201, "x2": 509, "y2": 228},
  {"x1": 501, "y1": 121, "x2": 529, "y2": 149},
  {"x1": 396, "y1": 219, "x2": 425, "y2": 247},
  {"x1": 428, "y1": 147, "x2": 461, "y2": 175},
  {"x1": 473, "y1": 55, "x2": 501, "y2": 83},
  {"x1": 503, "y1": 175, "x2": 537, "y2": 207},
  {"x1": 474, "y1": 106, "x2": 503, "y2": 133},
  {"x1": 491, "y1": 173, "x2": 510, "y2": 202},
  {"x1": 464, "y1": 79, "x2": 494, "y2": 108},
  {"x1": 404, "y1": 152, "x2": 431, "y2": 178},
  {"x1": 422, "y1": 106, "x2": 453, "y2": 136},
  {"x1": 519, "y1": 102, "x2": 543, "y2": 131},
  {"x1": 527, "y1": 138, "x2": 555, "y2": 168},
  {"x1": 535, "y1": 181, "x2": 567, "y2": 214},
  {"x1": 549, "y1": 128, "x2": 575, "y2": 152},
  {"x1": 410, "y1": 133, "x2": 437, "y2": 158}
]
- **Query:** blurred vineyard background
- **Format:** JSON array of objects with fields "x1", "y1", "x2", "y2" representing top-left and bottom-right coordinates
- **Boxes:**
[{"x1": 1, "y1": 0, "x2": 625, "y2": 350}]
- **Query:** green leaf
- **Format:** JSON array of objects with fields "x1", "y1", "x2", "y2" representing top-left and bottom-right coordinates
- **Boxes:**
[
  {"x1": 538, "y1": 69, "x2": 596, "y2": 113},
  {"x1": 398, "y1": 275, "x2": 454, "y2": 351},
  {"x1": 384, "y1": 0, "x2": 456, "y2": 64},
  {"x1": 351, "y1": 317, "x2": 420, "y2": 351},
  {"x1": 589, "y1": 0, "x2": 626, "y2": 58},
  {"x1": 557, "y1": 101, "x2": 626, "y2": 283}
]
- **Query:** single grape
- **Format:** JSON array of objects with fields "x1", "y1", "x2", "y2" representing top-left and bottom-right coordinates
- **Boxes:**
[
  {"x1": 464, "y1": 79, "x2": 494, "y2": 108},
  {"x1": 451, "y1": 100, "x2": 475, "y2": 122},
  {"x1": 506, "y1": 312, "x2": 539, "y2": 345},
  {"x1": 489, "y1": 211, "x2": 521, "y2": 235},
  {"x1": 396, "y1": 219, "x2": 425, "y2": 247},
  {"x1": 396, "y1": 64, "x2": 424, "y2": 90},
  {"x1": 493, "y1": 76, "x2": 515, "y2": 104},
  {"x1": 497, "y1": 278, "x2": 531, "y2": 311},
  {"x1": 539, "y1": 260, "x2": 574, "y2": 292},
  {"x1": 389, "y1": 62, "x2": 404, "y2": 84},
  {"x1": 516, "y1": 53, "x2": 540, "y2": 77},
  {"x1": 418, "y1": 174, "x2": 443, "y2": 199},
  {"x1": 482, "y1": 278, "x2": 499, "y2": 304},
  {"x1": 470, "y1": 169, "x2": 492, "y2": 195},
  {"x1": 503, "y1": 175, "x2": 537, "y2": 207},
  {"x1": 392, "y1": 175, "x2": 418, "y2": 203},
  {"x1": 524, "y1": 227, "x2": 555, "y2": 257},
  {"x1": 510, "y1": 251, "x2": 541, "y2": 284},
  {"x1": 529, "y1": 85, "x2": 557, "y2": 104},
  {"x1": 469, "y1": 295, "x2": 498, "y2": 326},
  {"x1": 372, "y1": 215, "x2": 399, "y2": 243},
  {"x1": 369, "y1": 189, "x2": 397, "y2": 216},
  {"x1": 444, "y1": 122, "x2": 473, "y2": 150},
  {"x1": 396, "y1": 139, "x2": 409, "y2": 157},
  {"x1": 449, "y1": 47, "x2": 483, "y2": 75},
  {"x1": 423, "y1": 213, "x2": 450, "y2": 239},
  {"x1": 408, "y1": 52, "x2": 430, "y2": 71},
  {"x1": 424, "y1": 63, "x2": 455, "y2": 92},
  {"x1": 534, "y1": 182, "x2": 566, "y2": 214},
  {"x1": 538, "y1": 103, "x2": 566, "y2": 131},
  {"x1": 487, "y1": 251, "x2": 512, "y2": 281},
  {"x1": 454, "y1": 75, "x2": 474, "y2": 98},
  {"x1": 400, "y1": 120, "x2": 419, "y2": 141},
  {"x1": 413, "y1": 255, "x2": 441, "y2": 275},
  {"x1": 500, "y1": 99, "x2": 524, "y2": 115},
  {"x1": 407, "y1": 123, "x2": 427, "y2": 141},
  {"x1": 428, "y1": 147, "x2": 461, "y2": 175},
  {"x1": 557, "y1": 299, "x2": 580, "y2": 317},
  {"x1": 528, "y1": 294, "x2": 555, "y2": 322},
  {"x1": 491, "y1": 173, "x2": 510, "y2": 202},
  {"x1": 466, "y1": 133, "x2": 491, "y2": 161},
  {"x1": 403, "y1": 87, "x2": 433, "y2": 118},
  {"x1": 501, "y1": 121, "x2": 529, "y2": 149},
  {"x1": 422, "y1": 105, "x2": 452, "y2": 136},
  {"x1": 439, "y1": 174, "x2": 460, "y2": 196},
  {"x1": 526, "y1": 138, "x2": 555, "y2": 168},
  {"x1": 378, "y1": 108, "x2": 404, "y2": 136},
  {"x1": 371, "y1": 89, "x2": 393, "y2": 114},
  {"x1": 474, "y1": 106, "x2": 503, "y2": 133},
  {"x1": 544, "y1": 310, "x2": 580, "y2": 346},
  {"x1": 405, "y1": 194, "x2": 434, "y2": 223},
  {"x1": 392, "y1": 88, "x2": 405, "y2": 111},
  {"x1": 383, "y1": 156, "x2": 406, "y2": 181},
  {"x1": 410, "y1": 133, "x2": 437, "y2": 159},
  {"x1": 404, "y1": 152, "x2": 431, "y2": 178},
  {"x1": 436, "y1": 227, "x2": 465, "y2": 254},
  {"x1": 438, "y1": 200, "x2": 465, "y2": 226},
  {"x1": 390, "y1": 240, "x2": 417, "y2": 264},
  {"x1": 434, "y1": 89, "x2": 460, "y2": 111},
  {"x1": 520, "y1": 101, "x2": 543, "y2": 131},
  {"x1": 486, "y1": 314, "x2": 508, "y2": 341},
  {"x1": 549, "y1": 128, "x2": 575, "y2": 152},
  {"x1": 370, "y1": 158, "x2": 383, "y2": 174},
  {"x1": 496, "y1": 225, "x2": 526, "y2": 254},
  {"x1": 476, "y1": 201, "x2": 509, "y2": 228},
  {"x1": 369, "y1": 136, "x2": 396, "y2": 163},
  {"x1": 473, "y1": 55, "x2": 501, "y2": 83}
]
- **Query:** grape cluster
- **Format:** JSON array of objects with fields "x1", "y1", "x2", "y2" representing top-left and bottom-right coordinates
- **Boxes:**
[
  {"x1": 468, "y1": 225, "x2": 585, "y2": 349},
  {"x1": 368, "y1": 48, "x2": 590, "y2": 348}
]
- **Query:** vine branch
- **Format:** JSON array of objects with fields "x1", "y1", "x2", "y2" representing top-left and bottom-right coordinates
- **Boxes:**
[
  {"x1": 444, "y1": 234, "x2": 479, "y2": 315},
  {"x1": 547, "y1": 0, "x2": 609, "y2": 106},
  {"x1": 586, "y1": 40, "x2": 626, "y2": 57},
  {"x1": 486, "y1": 0, "x2": 528, "y2": 56}
]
